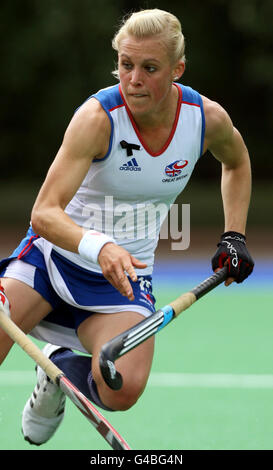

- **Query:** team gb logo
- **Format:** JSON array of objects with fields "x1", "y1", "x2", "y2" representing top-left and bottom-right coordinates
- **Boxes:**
[{"x1": 164, "y1": 160, "x2": 188, "y2": 177}]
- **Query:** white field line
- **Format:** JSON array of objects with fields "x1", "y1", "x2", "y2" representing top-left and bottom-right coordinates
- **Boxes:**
[
  {"x1": 0, "y1": 370, "x2": 273, "y2": 389},
  {"x1": 0, "y1": 370, "x2": 35, "y2": 385},
  {"x1": 148, "y1": 373, "x2": 273, "y2": 389}
]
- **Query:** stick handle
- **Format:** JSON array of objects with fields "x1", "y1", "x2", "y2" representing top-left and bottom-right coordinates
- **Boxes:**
[
  {"x1": 169, "y1": 267, "x2": 228, "y2": 317},
  {"x1": 0, "y1": 309, "x2": 63, "y2": 383},
  {"x1": 169, "y1": 292, "x2": 196, "y2": 317}
]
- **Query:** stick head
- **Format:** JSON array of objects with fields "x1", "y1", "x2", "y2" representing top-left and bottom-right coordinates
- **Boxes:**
[{"x1": 99, "y1": 346, "x2": 123, "y2": 390}]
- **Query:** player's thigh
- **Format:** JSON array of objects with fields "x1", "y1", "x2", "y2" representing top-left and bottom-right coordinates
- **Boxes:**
[
  {"x1": 77, "y1": 311, "x2": 154, "y2": 403},
  {"x1": 0, "y1": 277, "x2": 52, "y2": 362}
]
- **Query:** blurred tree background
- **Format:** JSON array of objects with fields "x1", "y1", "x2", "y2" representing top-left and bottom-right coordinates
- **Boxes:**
[{"x1": 0, "y1": 0, "x2": 272, "y2": 232}]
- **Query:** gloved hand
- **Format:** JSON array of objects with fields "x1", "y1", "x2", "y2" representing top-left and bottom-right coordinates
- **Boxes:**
[{"x1": 211, "y1": 231, "x2": 254, "y2": 284}]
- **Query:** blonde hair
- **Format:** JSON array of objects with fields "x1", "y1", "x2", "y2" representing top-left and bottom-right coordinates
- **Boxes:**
[{"x1": 112, "y1": 9, "x2": 186, "y2": 79}]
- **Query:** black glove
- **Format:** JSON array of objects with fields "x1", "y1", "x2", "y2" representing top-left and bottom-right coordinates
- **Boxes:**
[{"x1": 211, "y1": 231, "x2": 254, "y2": 283}]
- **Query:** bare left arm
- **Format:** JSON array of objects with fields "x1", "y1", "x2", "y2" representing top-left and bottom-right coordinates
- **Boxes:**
[
  {"x1": 202, "y1": 96, "x2": 254, "y2": 284},
  {"x1": 203, "y1": 97, "x2": 251, "y2": 235}
]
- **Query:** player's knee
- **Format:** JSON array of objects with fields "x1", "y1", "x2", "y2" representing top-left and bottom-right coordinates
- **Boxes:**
[
  {"x1": 96, "y1": 373, "x2": 145, "y2": 411},
  {"x1": 109, "y1": 383, "x2": 143, "y2": 411}
]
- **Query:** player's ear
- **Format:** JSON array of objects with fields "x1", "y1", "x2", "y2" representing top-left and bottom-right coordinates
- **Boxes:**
[{"x1": 172, "y1": 60, "x2": 185, "y2": 81}]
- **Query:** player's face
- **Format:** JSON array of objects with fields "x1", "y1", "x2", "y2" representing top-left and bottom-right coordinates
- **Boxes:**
[{"x1": 118, "y1": 35, "x2": 183, "y2": 120}]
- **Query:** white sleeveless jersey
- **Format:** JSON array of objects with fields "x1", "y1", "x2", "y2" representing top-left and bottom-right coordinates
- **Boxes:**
[{"x1": 51, "y1": 83, "x2": 205, "y2": 275}]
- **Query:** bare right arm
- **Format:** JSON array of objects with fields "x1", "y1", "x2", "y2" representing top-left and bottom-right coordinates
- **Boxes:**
[
  {"x1": 31, "y1": 98, "x2": 145, "y2": 300},
  {"x1": 31, "y1": 98, "x2": 110, "y2": 252}
]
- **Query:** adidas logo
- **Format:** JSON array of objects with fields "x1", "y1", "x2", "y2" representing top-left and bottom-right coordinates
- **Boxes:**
[{"x1": 119, "y1": 158, "x2": 141, "y2": 171}]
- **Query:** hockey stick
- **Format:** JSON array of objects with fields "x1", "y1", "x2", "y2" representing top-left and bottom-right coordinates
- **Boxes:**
[
  {"x1": 99, "y1": 267, "x2": 228, "y2": 390},
  {"x1": 0, "y1": 307, "x2": 130, "y2": 450}
]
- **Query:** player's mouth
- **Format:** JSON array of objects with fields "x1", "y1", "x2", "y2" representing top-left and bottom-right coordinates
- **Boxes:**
[{"x1": 129, "y1": 93, "x2": 148, "y2": 98}]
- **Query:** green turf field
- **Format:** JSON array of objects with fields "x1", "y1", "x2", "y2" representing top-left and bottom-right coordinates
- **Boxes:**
[{"x1": 0, "y1": 271, "x2": 272, "y2": 451}]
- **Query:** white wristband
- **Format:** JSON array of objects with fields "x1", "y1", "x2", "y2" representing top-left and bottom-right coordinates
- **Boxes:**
[{"x1": 78, "y1": 230, "x2": 115, "y2": 264}]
